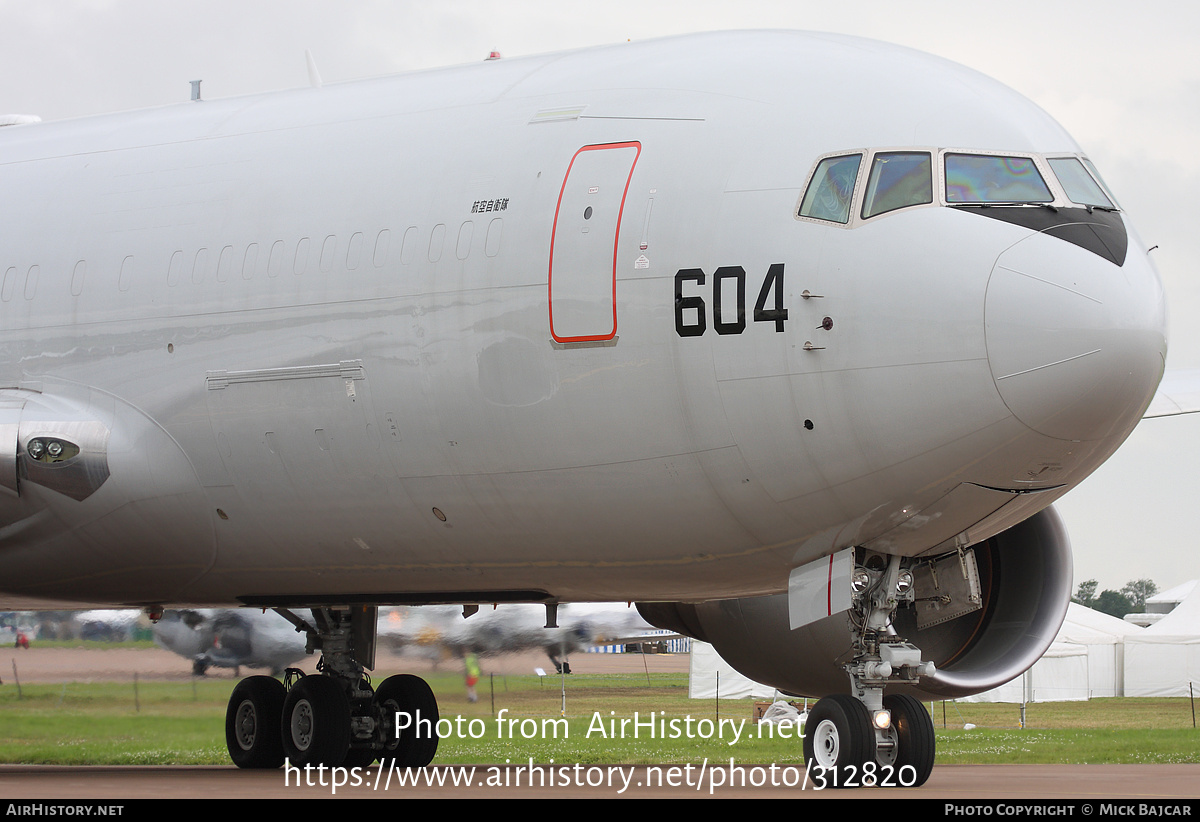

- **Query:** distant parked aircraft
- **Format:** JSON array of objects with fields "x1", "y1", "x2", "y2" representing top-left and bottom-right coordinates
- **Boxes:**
[
  {"x1": 153, "y1": 609, "x2": 306, "y2": 676},
  {"x1": 378, "y1": 603, "x2": 672, "y2": 672}
]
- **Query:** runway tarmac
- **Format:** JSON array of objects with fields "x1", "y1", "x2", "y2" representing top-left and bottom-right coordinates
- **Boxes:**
[{"x1": 2, "y1": 763, "x2": 1198, "y2": 799}]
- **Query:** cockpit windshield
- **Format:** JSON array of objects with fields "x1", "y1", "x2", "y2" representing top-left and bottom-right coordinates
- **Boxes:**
[
  {"x1": 1081, "y1": 158, "x2": 1121, "y2": 209},
  {"x1": 944, "y1": 154, "x2": 1051, "y2": 203},
  {"x1": 861, "y1": 152, "x2": 932, "y2": 219},
  {"x1": 796, "y1": 149, "x2": 1120, "y2": 228},
  {"x1": 1048, "y1": 157, "x2": 1114, "y2": 208},
  {"x1": 798, "y1": 154, "x2": 862, "y2": 223}
]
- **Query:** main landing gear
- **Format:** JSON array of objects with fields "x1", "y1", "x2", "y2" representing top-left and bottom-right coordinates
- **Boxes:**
[
  {"x1": 224, "y1": 606, "x2": 440, "y2": 770},
  {"x1": 802, "y1": 553, "x2": 938, "y2": 788}
]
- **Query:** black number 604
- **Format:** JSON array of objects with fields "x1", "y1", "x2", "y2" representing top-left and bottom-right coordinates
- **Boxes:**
[{"x1": 674, "y1": 263, "x2": 788, "y2": 337}]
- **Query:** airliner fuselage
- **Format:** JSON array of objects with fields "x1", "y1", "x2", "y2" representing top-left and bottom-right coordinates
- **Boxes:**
[
  {"x1": 0, "y1": 31, "x2": 1168, "y2": 779},
  {"x1": 0, "y1": 32, "x2": 1163, "y2": 608}
]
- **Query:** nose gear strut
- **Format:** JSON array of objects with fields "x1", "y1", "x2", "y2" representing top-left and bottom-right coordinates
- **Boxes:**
[{"x1": 803, "y1": 552, "x2": 940, "y2": 788}]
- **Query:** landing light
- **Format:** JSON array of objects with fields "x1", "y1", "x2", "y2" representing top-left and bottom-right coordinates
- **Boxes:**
[
  {"x1": 24, "y1": 437, "x2": 80, "y2": 464},
  {"x1": 873, "y1": 710, "x2": 892, "y2": 730},
  {"x1": 852, "y1": 568, "x2": 871, "y2": 593},
  {"x1": 896, "y1": 570, "x2": 913, "y2": 594}
]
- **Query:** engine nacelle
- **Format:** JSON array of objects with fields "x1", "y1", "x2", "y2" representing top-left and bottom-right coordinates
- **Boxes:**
[{"x1": 638, "y1": 506, "x2": 1072, "y2": 700}]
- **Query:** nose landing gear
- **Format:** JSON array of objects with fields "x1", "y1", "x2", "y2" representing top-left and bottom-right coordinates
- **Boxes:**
[
  {"x1": 879, "y1": 693, "x2": 935, "y2": 785},
  {"x1": 803, "y1": 553, "x2": 939, "y2": 788},
  {"x1": 802, "y1": 694, "x2": 874, "y2": 781},
  {"x1": 803, "y1": 690, "x2": 935, "y2": 788}
]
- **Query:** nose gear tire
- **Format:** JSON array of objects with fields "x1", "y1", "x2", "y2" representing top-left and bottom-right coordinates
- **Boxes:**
[{"x1": 803, "y1": 694, "x2": 875, "y2": 788}]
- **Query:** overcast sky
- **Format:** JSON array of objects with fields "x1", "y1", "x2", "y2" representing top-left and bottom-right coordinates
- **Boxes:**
[{"x1": 2, "y1": 0, "x2": 1197, "y2": 594}]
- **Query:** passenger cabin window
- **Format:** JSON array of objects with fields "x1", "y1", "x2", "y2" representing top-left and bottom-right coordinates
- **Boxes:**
[
  {"x1": 861, "y1": 152, "x2": 932, "y2": 219},
  {"x1": 1048, "y1": 157, "x2": 1114, "y2": 208},
  {"x1": 799, "y1": 154, "x2": 862, "y2": 223},
  {"x1": 944, "y1": 154, "x2": 1051, "y2": 203}
]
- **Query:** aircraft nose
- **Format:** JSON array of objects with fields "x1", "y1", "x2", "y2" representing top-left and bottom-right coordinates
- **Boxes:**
[{"x1": 985, "y1": 224, "x2": 1166, "y2": 442}]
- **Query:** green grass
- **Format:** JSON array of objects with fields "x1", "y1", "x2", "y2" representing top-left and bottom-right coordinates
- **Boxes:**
[
  {"x1": 0, "y1": 679, "x2": 235, "y2": 765},
  {"x1": 15, "y1": 639, "x2": 158, "y2": 650},
  {"x1": 25, "y1": 638, "x2": 159, "y2": 652},
  {"x1": 0, "y1": 672, "x2": 1197, "y2": 766},
  {"x1": 936, "y1": 729, "x2": 1200, "y2": 764}
]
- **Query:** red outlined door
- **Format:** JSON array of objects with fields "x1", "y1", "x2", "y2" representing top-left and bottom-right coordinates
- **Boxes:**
[{"x1": 548, "y1": 142, "x2": 641, "y2": 343}]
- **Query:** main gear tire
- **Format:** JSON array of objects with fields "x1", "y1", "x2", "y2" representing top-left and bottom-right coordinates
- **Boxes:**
[{"x1": 225, "y1": 676, "x2": 286, "y2": 769}]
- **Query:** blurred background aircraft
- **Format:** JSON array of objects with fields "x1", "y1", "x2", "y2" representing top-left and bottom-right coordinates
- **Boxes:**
[
  {"x1": 152, "y1": 609, "x2": 307, "y2": 676},
  {"x1": 4, "y1": 603, "x2": 677, "y2": 676},
  {"x1": 151, "y1": 603, "x2": 675, "y2": 675},
  {"x1": 377, "y1": 603, "x2": 675, "y2": 673}
]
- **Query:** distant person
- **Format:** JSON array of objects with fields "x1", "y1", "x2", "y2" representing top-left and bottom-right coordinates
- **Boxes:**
[
  {"x1": 14, "y1": 632, "x2": 29, "y2": 649},
  {"x1": 549, "y1": 651, "x2": 571, "y2": 675},
  {"x1": 464, "y1": 652, "x2": 480, "y2": 703}
]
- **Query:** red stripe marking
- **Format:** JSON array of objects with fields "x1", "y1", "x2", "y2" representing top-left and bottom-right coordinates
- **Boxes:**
[{"x1": 827, "y1": 554, "x2": 835, "y2": 616}]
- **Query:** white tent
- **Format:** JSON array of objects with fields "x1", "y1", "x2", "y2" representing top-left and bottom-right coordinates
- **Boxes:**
[
  {"x1": 1126, "y1": 580, "x2": 1196, "y2": 627},
  {"x1": 958, "y1": 639, "x2": 1091, "y2": 703},
  {"x1": 1060, "y1": 603, "x2": 1142, "y2": 698},
  {"x1": 1124, "y1": 584, "x2": 1200, "y2": 697},
  {"x1": 1146, "y1": 580, "x2": 1197, "y2": 611},
  {"x1": 690, "y1": 637, "x2": 1093, "y2": 704},
  {"x1": 688, "y1": 642, "x2": 778, "y2": 699}
]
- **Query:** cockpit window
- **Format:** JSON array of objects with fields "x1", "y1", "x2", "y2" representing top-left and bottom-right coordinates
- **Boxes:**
[
  {"x1": 1081, "y1": 158, "x2": 1121, "y2": 208},
  {"x1": 799, "y1": 154, "x2": 862, "y2": 223},
  {"x1": 944, "y1": 154, "x2": 1051, "y2": 203},
  {"x1": 861, "y1": 152, "x2": 932, "y2": 219},
  {"x1": 1049, "y1": 157, "x2": 1115, "y2": 208}
]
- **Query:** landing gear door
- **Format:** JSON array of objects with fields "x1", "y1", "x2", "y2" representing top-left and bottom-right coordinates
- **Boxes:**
[
  {"x1": 548, "y1": 142, "x2": 641, "y2": 343},
  {"x1": 913, "y1": 549, "x2": 983, "y2": 629},
  {"x1": 788, "y1": 548, "x2": 855, "y2": 629}
]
